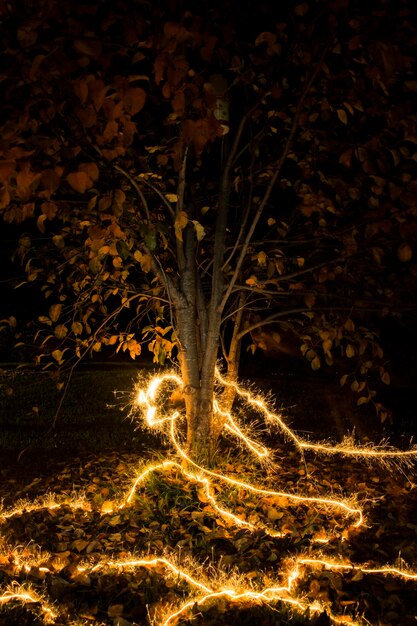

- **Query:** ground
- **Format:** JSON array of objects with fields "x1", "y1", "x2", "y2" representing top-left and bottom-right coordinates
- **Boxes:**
[{"x1": 0, "y1": 366, "x2": 417, "y2": 625}]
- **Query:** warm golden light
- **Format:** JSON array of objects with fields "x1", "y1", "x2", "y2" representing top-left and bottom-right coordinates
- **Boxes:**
[
  {"x1": 1, "y1": 369, "x2": 416, "y2": 625},
  {"x1": 0, "y1": 585, "x2": 57, "y2": 623}
]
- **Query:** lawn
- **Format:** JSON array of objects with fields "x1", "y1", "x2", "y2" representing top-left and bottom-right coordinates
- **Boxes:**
[{"x1": 1, "y1": 366, "x2": 417, "y2": 625}]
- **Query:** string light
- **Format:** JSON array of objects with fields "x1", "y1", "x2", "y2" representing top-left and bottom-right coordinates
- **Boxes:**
[
  {"x1": 1, "y1": 369, "x2": 417, "y2": 625},
  {"x1": 215, "y1": 368, "x2": 417, "y2": 461},
  {"x1": 299, "y1": 557, "x2": 417, "y2": 580},
  {"x1": 0, "y1": 584, "x2": 57, "y2": 623}
]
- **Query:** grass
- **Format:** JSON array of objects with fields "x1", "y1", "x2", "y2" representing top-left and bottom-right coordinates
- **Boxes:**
[
  {"x1": 0, "y1": 363, "x2": 162, "y2": 468},
  {"x1": 1, "y1": 364, "x2": 417, "y2": 625}
]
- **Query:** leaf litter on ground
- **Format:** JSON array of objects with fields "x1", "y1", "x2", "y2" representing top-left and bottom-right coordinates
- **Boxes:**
[{"x1": 0, "y1": 445, "x2": 417, "y2": 625}]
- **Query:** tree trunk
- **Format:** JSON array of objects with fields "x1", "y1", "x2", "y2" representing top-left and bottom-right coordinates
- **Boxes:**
[
  {"x1": 176, "y1": 295, "x2": 220, "y2": 462},
  {"x1": 174, "y1": 126, "x2": 235, "y2": 462}
]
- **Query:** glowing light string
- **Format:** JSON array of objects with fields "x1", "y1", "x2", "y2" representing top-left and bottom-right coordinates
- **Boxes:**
[
  {"x1": 1, "y1": 494, "x2": 90, "y2": 520},
  {"x1": 215, "y1": 368, "x2": 417, "y2": 460},
  {"x1": 170, "y1": 420, "x2": 364, "y2": 527},
  {"x1": 135, "y1": 370, "x2": 363, "y2": 526},
  {"x1": 120, "y1": 460, "x2": 261, "y2": 533},
  {"x1": 0, "y1": 584, "x2": 57, "y2": 623},
  {"x1": 299, "y1": 557, "x2": 417, "y2": 580},
  {"x1": 1, "y1": 369, "x2": 417, "y2": 626},
  {"x1": 73, "y1": 557, "x2": 369, "y2": 626}
]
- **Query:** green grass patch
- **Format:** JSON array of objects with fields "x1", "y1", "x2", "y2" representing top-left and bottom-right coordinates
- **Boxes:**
[{"x1": 0, "y1": 365, "x2": 161, "y2": 461}]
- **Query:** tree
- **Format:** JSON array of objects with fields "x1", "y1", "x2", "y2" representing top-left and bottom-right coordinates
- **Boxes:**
[{"x1": 1, "y1": 0, "x2": 417, "y2": 458}]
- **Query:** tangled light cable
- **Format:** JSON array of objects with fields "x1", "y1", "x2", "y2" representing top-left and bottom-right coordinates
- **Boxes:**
[{"x1": 1, "y1": 368, "x2": 417, "y2": 626}]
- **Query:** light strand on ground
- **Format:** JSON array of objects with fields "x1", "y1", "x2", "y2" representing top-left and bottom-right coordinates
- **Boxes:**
[
  {"x1": 0, "y1": 584, "x2": 57, "y2": 623},
  {"x1": 299, "y1": 557, "x2": 417, "y2": 580},
  {"x1": 215, "y1": 368, "x2": 417, "y2": 461},
  {"x1": 120, "y1": 460, "x2": 261, "y2": 533},
  {"x1": 135, "y1": 370, "x2": 363, "y2": 526},
  {"x1": 1, "y1": 369, "x2": 417, "y2": 626},
  {"x1": 170, "y1": 420, "x2": 364, "y2": 527}
]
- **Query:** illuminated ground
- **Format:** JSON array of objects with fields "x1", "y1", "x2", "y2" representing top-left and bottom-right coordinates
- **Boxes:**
[{"x1": 1, "y1": 369, "x2": 417, "y2": 624}]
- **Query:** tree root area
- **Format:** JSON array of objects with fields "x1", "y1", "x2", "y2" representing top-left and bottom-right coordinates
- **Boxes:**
[{"x1": 1, "y1": 445, "x2": 417, "y2": 626}]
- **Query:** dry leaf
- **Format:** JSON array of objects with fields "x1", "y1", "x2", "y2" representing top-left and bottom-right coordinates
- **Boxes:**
[
  {"x1": 67, "y1": 171, "x2": 93, "y2": 193},
  {"x1": 174, "y1": 210, "x2": 188, "y2": 241}
]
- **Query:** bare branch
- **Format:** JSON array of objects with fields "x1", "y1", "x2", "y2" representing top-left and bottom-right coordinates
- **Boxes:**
[
  {"x1": 137, "y1": 175, "x2": 176, "y2": 220},
  {"x1": 175, "y1": 146, "x2": 188, "y2": 273},
  {"x1": 236, "y1": 304, "x2": 397, "y2": 340},
  {"x1": 221, "y1": 150, "x2": 257, "y2": 271},
  {"x1": 210, "y1": 104, "x2": 260, "y2": 312},
  {"x1": 219, "y1": 41, "x2": 333, "y2": 314},
  {"x1": 114, "y1": 164, "x2": 151, "y2": 221}
]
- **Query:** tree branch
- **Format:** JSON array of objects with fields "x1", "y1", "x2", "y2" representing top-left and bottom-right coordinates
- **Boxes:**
[
  {"x1": 175, "y1": 146, "x2": 188, "y2": 273},
  {"x1": 236, "y1": 304, "x2": 402, "y2": 340},
  {"x1": 114, "y1": 164, "x2": 151, "y2": 221},
  {"x1": 137, "y1": 175, "x2": 176, "y2": 220},
  {"x1": 219, "y1": 41, "x2": 333, "y2": 314}
]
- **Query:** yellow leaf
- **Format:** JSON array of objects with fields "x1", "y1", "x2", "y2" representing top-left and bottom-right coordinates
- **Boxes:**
[
  {"x1": 128, "y1": 339, "x2": 141, "y2": 358},
  {"x1": 322, "y1": 338, "x2": 332, "y2": 354},
  {"x1": 346, "y1": 344, "x2": 355, "y2": 358},
  {"x1": 311, "y1": 356, "x2": 321, "y2": 370},
  {"x1": 337, "y1": 109, "x2": 348, "y2": 124},
  {"x1": 304, "y1": 293, "x2": 315, "y2": 309},
  {"x1": 381, "y1": 371, "x2": 390, "y2": 385},
  {"x1": 339, "y1": 148, "x2": 353, "y2": 168},
  {"x1": 54, "y1": 324, "x2": 68, "y2": 339},
  {"x1": 49, "y1": 303, "x2": 62, "y2": 322},
  {"x1": 52, "y1": 349, "x2": 63, "y2": 363},
  {"x1": 140, "y1": 254, "x2": 152, "y2": 273},
  {"x1": 357, "y1": 396, "x2": 369, "y2": 406},
  {"x1": 37, "y1": 214, "x2": 47, "y2": 232},
  {"x1": 344, "y1": 318, "x2": 355, "y2": 331},
  {"x1": 73, "y1": 77, "x2": 88, "y2": 103},
  {"x1": 267, "y1": 507, "x2": 284, "y2": 521},
  {"x1": 197, "y1": 488, "x2": 210, "y2": 503},
  {"x1": 71, "y1": 321, "x2": 83, "y2": 336},
  {"x1": 192, "y1": 220, "x2": 205, "y2": 241},
  {"x1": 52, "y1": 235, "x2": 65, "y2": 248},
  {"x1": 257, "y1": 251, "x2": 267, "y2": 266},
  {"x1": 267, "y1": 217, "x2": 276, "y2": 226},
  {"x1": 340, "y1": 374, "x2": 348, "y2": 387},
  {"x1": 165, "y1": 193, "x2": 179, "y2": 203},
  {"x1": 72, "y1": 539, "x2": 89, "y2": 552},
  {"x1": 174, "y1": 210, "x2": 188, "y2": 241},
  {"x1": 37, "y1": 316, "x2": 50, "y2": 325},
  {"x1": 101, "y1": 500, "x2": 114, "y2": 514}
]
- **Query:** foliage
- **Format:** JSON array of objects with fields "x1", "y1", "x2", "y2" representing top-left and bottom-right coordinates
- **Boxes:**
[{"x1": 0, "y1": 0, "x2": 417, "y2": 426}]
